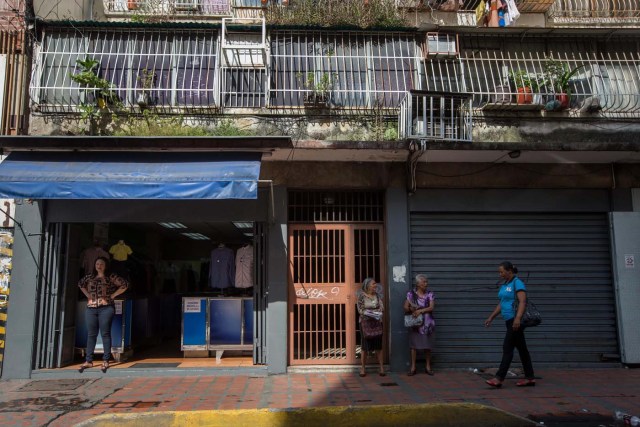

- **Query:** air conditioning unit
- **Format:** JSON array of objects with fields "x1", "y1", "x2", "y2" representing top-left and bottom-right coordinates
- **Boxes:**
[
  {"x1": 425, "y1": 33, "x2": 459, "y2": 59},
  {"x1": 174, "y1": 0, "x2": 198, "y2": 10}
]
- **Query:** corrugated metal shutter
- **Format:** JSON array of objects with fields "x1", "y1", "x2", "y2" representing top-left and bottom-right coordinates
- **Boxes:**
[{"x1": 410, "y1": 213, "x2": 618, "y2": 368}]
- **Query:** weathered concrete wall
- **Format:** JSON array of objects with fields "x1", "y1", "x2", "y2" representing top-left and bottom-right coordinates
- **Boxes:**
[
  {"x1": 29, "y1": 113, "x2": 640, "y2": 146},
  {"x1": 261, "y1": 162, "x2": 640, "y2": 189}
]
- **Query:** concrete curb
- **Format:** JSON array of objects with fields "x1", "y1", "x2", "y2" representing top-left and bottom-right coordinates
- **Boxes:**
[{"x1": 74, "y1": 403, "x2": 537, "y2": 427}]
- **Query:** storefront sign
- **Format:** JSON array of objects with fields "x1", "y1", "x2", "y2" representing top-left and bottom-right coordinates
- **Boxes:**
[{"x1": 184, "y1": 298, "x2": 201, "y2": 313}]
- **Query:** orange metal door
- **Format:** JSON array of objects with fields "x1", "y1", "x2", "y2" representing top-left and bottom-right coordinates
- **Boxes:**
[{"x1": 288, "y1": 224, "x2": 385, "y2": 365}]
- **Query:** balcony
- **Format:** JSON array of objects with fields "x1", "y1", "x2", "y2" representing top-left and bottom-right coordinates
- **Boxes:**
[
  {"x1": 548, "y1": 0, "x2": 640, "y2": 25},
  {"x1": 103, "y1": 0, "x2": 232, "y2": 18},
  {"x1": 432, "y1": 51, "x2": 640, "y2": 116},
  {"x1": 397, "y1": 0, "x2": 555, "y2": 28},
  {"x1": 399, "y1": 91, "x2": 473, "y2": 142}
]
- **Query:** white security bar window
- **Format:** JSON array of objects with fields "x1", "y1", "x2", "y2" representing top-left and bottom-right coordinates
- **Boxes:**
[
  {"x1": 549, "y1": 0, "x2": 640, "y2": 19},
  {"x1": 449, "y1": 50, "x2": 640, "y2": 115},
  {"x1": 103, "y1": 0, "x2": 232, "y2": 16},
  {"x1": 31, "y1": 28, "x2": 219, "y2": 113},
  {"x1": 270, "y1": 31, "x2": 419, "y2": 112},
  {"x1": 222, "y1": 68, "x2": 266, "y2": 108}
]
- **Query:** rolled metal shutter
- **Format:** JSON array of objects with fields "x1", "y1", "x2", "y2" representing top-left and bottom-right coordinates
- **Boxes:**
[{"x1": 410, "y1": 213, "x2": 618, "y2": 368}]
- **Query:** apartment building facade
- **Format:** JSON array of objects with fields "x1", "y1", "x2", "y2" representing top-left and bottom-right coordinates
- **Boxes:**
[{"x1": 1, "y1": 0, "x2": 640, "y2": 379}]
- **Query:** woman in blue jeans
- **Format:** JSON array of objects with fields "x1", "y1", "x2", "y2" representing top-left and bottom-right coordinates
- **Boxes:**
[
  {"x1": 484, "y1": 261, "x2": 536, "y2": 388},
  {"x1": 78, "y1": 256, "x2": 128, "y2": 373}
]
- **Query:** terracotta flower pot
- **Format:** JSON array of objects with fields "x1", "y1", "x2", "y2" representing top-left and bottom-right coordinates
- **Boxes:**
[
  {"x1": 128, "y1": 0, "x2": 139, "y2": 10},
  {"x1": 516, "y1": 87, "x2": 533, "y2": 104},
  {"x1": 556, "y1": 93, "x2": 569, "y2": 109}
]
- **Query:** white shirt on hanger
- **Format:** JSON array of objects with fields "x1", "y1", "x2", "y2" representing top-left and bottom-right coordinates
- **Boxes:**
[{"x1": 235, "y1": 244, "x2": 254, "y2": 288}]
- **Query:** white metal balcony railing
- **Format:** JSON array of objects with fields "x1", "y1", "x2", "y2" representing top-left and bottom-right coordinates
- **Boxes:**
[
  {"x1": 398, "y1": 0, "x2": 556, "y2": 13},
  {"x1": 103, "y1": 0, "x2": 232, "y2": 16},
  {"x1": 0, "y1": 0, "x2": 22, "y2": 13},
  {"x1": 31, "y1": 29, "x2": 640, "y2": 117},
  {"x1": 425, "y1": 51, "x2": 640, "y2": 115},
  {"x1": 398, "y1": 90, "x2": 473, "y2": 141},
  {"x1": 548, "y1": 0, "x2": 640, "y2": 19},
  {"x1": 31, "y1": 29, "x2": 220, "y2": 113},
  {"x1": 269, "y1": 31, "x2": 419, "y2": 112}
]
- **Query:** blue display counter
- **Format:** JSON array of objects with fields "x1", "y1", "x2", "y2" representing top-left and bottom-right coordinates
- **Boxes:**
[
  {"x1": 180, "y1": 296, "x2": 253, "y2": 355},
  {"x1": 209, "y1": 297, "x2": 253, "y2": 350},
  {"x1": 181, "y1": 297, "x2": 208, "y2": 351}
]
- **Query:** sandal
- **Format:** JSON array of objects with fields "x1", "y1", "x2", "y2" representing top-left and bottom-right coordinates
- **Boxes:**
[
  {"x1": 485, "y1": 378, "x2": 502, "y2": 388},
  {"x1": 407, "y1": 369, "x2": 416, "y2": 376},
  {"x1": 379, "y1": 371, "x2": 386, "y2": 377},
  {"x1": 516, "y1": 379, "x2": 536, "y2": 387},
  {"x1": 78, "y1": 362, "x2": 93, "y2": 373},
  {"x1": 359, "y1": 369, "x2": 366, "y2": 377},
  {"x1": 425, "y1": 368, "x2": 434, "y2": 376},
  {"x1": 101, "y1": 361, "x2": 109, "y2": 373}
]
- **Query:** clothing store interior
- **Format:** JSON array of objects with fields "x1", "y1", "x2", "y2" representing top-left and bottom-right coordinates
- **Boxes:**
[{"x1": 64, "y1": 221, "x2": 256, "y2": 370}]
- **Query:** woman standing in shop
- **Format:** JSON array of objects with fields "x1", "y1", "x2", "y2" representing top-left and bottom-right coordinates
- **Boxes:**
[
  {"x1": 357, "y1": 277, "x2": 385, "y2": 377},
  {"x1": 78, "y1": 256, "x2": 129, "y2": 373},
  {"x1": 484, "y1": 261, "x2": 536, "y2": 388}
]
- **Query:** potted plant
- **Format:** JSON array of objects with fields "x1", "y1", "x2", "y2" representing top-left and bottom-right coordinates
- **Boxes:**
[
  {"x1": 508, "y1": 69, "x2": 533, "y2": 105},
  {"x1": 544, "y1": 59, "x2": 585, "y2": 110},
  {"x1": 128, "y1": 0, "x2": 140, "y2": 10},
  {"x1": 136, "y1": 68, "x2": 155, "y2": 108},
  {"x1": 298, "y1": 72, "x2": 333, "y2": 107}
]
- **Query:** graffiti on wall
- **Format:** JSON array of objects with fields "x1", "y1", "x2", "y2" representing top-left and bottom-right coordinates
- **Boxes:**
[{"x1": 0, "y1": 230, "x2": 13, "y2": 369}]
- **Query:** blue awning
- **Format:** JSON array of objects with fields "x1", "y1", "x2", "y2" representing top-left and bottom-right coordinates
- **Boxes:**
[{"x1": 0, "y1": 152, "x2": 261, "y2": 199}]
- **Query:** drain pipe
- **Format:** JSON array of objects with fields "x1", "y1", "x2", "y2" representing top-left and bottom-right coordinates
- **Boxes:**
[{"x1": 407, "y1": 139, "x2": 427, "y2": 195}]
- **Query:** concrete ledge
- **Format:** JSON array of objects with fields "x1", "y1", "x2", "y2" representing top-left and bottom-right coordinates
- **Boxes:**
[{"x1": 74, "y1": 403, "x2": 536, "y2": 427}]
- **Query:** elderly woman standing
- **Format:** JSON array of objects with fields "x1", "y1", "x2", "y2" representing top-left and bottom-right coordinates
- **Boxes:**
[
  {"x1": 357, "y1": 277, "x2": 385, "y2": 377},
  {"x1": 404, "y1": 274, "x2": 436, "y2": 376}
]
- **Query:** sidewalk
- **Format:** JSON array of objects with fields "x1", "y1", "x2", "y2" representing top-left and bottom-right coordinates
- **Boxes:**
[{"x1": 0, "y1": 367, "x2": 639, "y2": 426}]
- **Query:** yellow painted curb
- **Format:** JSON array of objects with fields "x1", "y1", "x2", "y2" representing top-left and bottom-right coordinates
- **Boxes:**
[{"x1": 74, "y1": 403, "x2": 536, "y2": 427}]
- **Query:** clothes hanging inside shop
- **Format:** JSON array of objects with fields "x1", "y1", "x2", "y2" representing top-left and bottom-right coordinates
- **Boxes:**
[
  {"x1": 80, "y1": 241, "x2": 109, "y2": 275},
  {"x1": 235, "y1": 244, "x2": 254, "y2": 289},
  {"x1": 209, "y1": 244, "x2": 235, "y2": 289}
]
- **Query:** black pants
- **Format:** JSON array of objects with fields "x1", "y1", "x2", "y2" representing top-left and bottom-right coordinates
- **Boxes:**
[{"x1": 496, "y1": 318, "x2": 535, "y2": 381}]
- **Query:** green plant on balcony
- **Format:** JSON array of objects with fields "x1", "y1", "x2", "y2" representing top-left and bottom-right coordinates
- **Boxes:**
[
  {"x1": 136, "y1": 68, "x2": 156, "y2": 108},
  {"x1": 266, "y1": 0, "x2": 408, "y2": 29},
  {"x1": 298, "y1": 72, "x2": 335, "y2": 107},
  {"x1": 507, "y1": 69, "x2": 543, "y2": 105},
  {"x1": 544, "y1": 59, "x2": 585, "y2": 109},
  {"x1": 69, "y1": 58, "x2": 122, "y2": 135}
]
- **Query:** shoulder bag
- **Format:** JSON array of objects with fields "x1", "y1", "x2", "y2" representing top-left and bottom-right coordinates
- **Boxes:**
[
  {"x1": 404, "y1": 291, "x2": 424, "y2": 328},
  {"x1": 512, "y1": 284, "x2": 541, "y2": 328}
]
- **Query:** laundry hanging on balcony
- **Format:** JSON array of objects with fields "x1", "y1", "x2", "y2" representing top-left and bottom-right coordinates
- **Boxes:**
[{"x1": 479, "y1": 0, "x2": 520, "y2": 27}]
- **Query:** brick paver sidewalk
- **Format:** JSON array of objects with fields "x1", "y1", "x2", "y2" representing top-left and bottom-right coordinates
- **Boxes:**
[{"x1": 0, "y1": 368, "x2": 638, "y2": 426}]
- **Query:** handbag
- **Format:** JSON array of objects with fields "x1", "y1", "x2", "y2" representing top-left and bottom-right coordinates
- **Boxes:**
[
  {"x1": 361, "y1": 315, "x2": 383, "y2": 338},
  {"x1": 404, "y1": 313, "x2": 423, "y2": 328},
  {"x1": 513, "y1": 297, "x2": 542, "y2": 328},
  {"x1": 404, "y1": 291, "x2": 424, "y2": 328}
]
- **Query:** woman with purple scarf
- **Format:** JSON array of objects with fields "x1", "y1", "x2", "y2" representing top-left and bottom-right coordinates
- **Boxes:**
[{"x1": 404, "y1": 273, "x2": 436, "y2": 376}]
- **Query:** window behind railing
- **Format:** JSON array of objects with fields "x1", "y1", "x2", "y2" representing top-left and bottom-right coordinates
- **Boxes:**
[
  {"x1": 269, "y1": 31, "x2": 419, "y2": 112},
  {"x1": 31, "y1": 28, "x2": 220, "y2": 113}
]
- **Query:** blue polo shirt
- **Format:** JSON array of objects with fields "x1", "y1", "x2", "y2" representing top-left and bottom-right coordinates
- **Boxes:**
[{"x1": 498, "y1": 277, "x2": 526, "y2": 321}]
